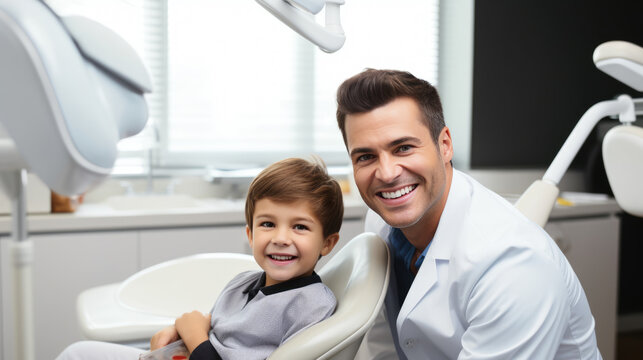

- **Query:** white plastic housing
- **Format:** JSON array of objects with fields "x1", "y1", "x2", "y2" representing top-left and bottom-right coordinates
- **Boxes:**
[
  {"x1": 603, "y1": 125, "x2": 643, "y2": 217},
  {"x1": 256, "y1": 0, "x2": 345, "y2": 53},
  {"x1": 0, "y1": 0, "x2": 151, "y2": 195},
  {"x1": 594, "y1": 41, "x2": 643, "y2": 91},
  {"x1": 514, "y1": 179, "x2": 560, "y2": 228}
]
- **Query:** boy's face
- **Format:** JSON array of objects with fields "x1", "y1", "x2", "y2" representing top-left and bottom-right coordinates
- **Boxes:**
[{"x1": 246, "y1": 198, "x2": 339, "y2": 287}]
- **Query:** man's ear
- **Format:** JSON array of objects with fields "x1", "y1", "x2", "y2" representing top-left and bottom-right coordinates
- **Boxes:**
[
  {"x1": 246, "y1": 225, "x2": 253, "y2": 248},
  {"x1": 320, "y1": 233, "x2": 340, "y2": 256},
  {"x1": 438, "y1": 126, "x2": 453, "y2": 165}
]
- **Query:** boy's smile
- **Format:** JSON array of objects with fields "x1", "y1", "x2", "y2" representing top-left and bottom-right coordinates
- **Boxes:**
[{"x1": 247, "y1": 198, "x2": 338, "y2": 287}]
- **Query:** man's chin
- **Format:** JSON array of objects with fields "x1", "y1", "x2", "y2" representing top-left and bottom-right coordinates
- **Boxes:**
[{"x1": 375, "y1": 209, "x2": 422, "y2": 229}]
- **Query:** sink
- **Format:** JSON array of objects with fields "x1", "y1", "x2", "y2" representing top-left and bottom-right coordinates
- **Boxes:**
[{"x1": 104, "y1": 194, "x2": 204, "y2": 211}]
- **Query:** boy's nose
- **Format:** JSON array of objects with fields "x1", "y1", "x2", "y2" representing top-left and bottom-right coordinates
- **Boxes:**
[{"x1": 272, "y1": 228, "x2": 292, "y2": 246}]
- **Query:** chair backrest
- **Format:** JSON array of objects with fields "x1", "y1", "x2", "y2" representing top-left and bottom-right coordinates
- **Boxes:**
[
  {"x1": 118, "y1": 253, "x2": 260, "y2": 317},
  {"x1": 603, "y1": 124, "x2": 643, "y2": 217},
  {"x1": 269, "y1": 232, "x2": 390, "y2": 360}
]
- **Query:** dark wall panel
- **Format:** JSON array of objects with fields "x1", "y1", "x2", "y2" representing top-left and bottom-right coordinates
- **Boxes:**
[{"x1": 471, "y1": 0, "x2": 643, "y2": 169}]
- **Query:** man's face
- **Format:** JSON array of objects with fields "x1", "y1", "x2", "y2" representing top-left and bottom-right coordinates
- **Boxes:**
[{"x1": 345, "y1": 97, "x2": 453, "y2": 231}]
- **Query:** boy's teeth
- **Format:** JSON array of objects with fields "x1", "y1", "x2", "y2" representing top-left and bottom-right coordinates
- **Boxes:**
[
  {"x1": 380, "y1": 185, "x2": 416, "y2": 199},
  {"x1": 270, "y1": 255, "x2": 294, "y2": 261}
]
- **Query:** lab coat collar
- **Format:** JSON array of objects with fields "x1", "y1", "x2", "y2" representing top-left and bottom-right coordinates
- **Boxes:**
[{"x1": 396, "y1": 169, "x2": 472, "y2": 324}]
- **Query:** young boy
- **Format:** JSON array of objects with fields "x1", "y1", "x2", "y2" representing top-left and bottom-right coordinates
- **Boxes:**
[{"x1": 57, "y1": 157, "x2": 344, "y2": 360}]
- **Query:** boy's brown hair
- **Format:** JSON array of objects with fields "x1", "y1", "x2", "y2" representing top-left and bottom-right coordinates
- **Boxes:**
[
  {"x1": 245, "y1": 157, "x2": 344, "y2": 238},
  {"x1": 336, "y1": 68, "x2": 445, "y2": 146}
]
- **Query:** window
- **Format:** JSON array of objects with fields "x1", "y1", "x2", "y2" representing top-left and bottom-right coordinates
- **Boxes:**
[{"x1": 46, "y1": 0, "x2": 439, "y2": 171}]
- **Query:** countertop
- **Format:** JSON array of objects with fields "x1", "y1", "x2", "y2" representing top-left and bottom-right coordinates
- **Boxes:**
[
  {"x1": 0, "y1": 194, "x2": 622, "y2": 236},
  {"x1": 0, "y1": 196, "x2": 370, "y2": 235}
]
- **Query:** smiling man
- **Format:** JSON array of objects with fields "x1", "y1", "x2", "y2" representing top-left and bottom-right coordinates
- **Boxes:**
[{"x1": 336, "y1": 69, "x2": 602, "y2": 360}]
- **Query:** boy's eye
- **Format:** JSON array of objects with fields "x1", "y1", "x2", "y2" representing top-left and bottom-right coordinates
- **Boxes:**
[
  {"x1": 259, "y1": 221, "x2": 274, "y2": 228},
  {"x1": 294, "y1": 224, "x2": 309, "y2": 231}
]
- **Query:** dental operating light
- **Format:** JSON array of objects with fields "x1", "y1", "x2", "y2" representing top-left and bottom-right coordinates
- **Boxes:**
[
  {"x1": 256, "y1": 0, "x2": 346, "y2": 53},
  {"x1": 0, "y1": 0, "x2": 151, "y2": 358}
]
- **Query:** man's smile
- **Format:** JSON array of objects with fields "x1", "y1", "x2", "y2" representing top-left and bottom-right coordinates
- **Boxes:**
[{"x1": 377, "y1": 184, "x2": 418, "y2": 199}]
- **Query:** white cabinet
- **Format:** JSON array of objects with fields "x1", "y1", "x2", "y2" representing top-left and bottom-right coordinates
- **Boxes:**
[
  {"x1": 0, "y1": 232, "x2": 139, "y2": 360},
  {"x1": 32, "y1": 231, "x2": 139, "y2": 360},
  {"x1": 545, "y1": 215, "x2": 620, "y2": 360}
]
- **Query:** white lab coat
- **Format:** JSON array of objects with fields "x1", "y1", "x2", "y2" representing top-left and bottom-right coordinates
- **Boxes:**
[{"x1": 357, "y1": 170, "x2": 601, "y2": 360}]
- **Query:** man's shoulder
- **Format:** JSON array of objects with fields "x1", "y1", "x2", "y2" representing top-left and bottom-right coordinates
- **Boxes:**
[{"x1": 448, "y1": 171, "x2": 559, "y2": 262}]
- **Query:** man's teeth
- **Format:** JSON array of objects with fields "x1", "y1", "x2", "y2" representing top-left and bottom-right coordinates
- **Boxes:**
[
  {"x1": 380, "y1": 185, "x2": 416, "y2": 199},
  {"x1": 270, "y1": 255, "x2": 294, "y2": 261}
]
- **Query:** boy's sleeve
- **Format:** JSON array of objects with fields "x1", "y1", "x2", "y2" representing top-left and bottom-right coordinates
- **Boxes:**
[{"x1": 189, "y1": 340, "x2": 222, "y2": 360}]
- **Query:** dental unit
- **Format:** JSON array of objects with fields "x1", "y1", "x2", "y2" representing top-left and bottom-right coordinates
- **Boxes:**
[{"x1": 515, "y1": 40, "x2": 643, "y2": 226}]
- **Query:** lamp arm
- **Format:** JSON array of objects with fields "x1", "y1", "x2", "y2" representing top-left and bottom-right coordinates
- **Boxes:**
[
  {"x1": 543, "y1": 94, "x2": 635, "y2": 185},
  {"x1": 256, "y1": 0, "x2": 346, "y2": 53},
  {"x1": 515, "y1": 94, "x2": 635, "y2": 227}
]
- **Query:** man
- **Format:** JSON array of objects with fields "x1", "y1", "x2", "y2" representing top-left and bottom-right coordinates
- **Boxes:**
[{"x1": 336, "y1": 69, "x2": 601, "y2": 359}]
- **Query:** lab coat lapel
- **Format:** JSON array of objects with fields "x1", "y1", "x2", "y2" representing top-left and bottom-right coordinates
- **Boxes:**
[
  {"x1": 396, "y1": 254, "x2": 439, "y2": 328},
  {"x1": 396, "y1": 170, "x2": 470, "y2": 327}
]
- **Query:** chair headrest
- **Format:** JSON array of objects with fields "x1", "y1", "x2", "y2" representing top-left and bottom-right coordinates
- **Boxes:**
[{"x1": 602, "y1": 124, "x2": 643, "y2": 217}]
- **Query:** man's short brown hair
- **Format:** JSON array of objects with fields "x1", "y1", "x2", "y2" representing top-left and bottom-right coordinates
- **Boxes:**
[
  {"x1": 245, "y1": 157, "x2": 344, "y2": 238},
  {"x1": 336, "y1": 69, "x2": 445, "y2": 145}
]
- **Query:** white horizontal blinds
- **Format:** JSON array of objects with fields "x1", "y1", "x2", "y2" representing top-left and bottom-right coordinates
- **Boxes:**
[
  {"x1": 164, "y1": 0, "x2": 313, "y2": 167},
  {"x1": 163, "y1": 0, "x2": 440, "y2": 167},
  {"x1": 312, "y1": 0, "x2": 441, "y2": 156},
  {"x1": 138, "y1": 0, "x2": 167, "y2": 156},
  {"x1": 45, "y1": 0, "x2": 440, "y2": 169}
]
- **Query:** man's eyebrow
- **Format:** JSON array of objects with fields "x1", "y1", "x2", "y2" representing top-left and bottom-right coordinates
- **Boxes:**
[
  {"x1": 349, "y1": 136, "x2": 422, "y2": 157},
  {"x1": 389, "y1": 136, "x2": 422, "y2": 147}
]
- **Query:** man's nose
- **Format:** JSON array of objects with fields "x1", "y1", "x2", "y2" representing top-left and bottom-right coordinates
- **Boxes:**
[{"x1": 375, "y1": 154, "x2": 401, "y2": 183}]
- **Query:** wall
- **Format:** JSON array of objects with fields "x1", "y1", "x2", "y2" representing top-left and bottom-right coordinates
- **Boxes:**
[{"x1": 470, "y1": 0, "x2": 643, "y2": 170}]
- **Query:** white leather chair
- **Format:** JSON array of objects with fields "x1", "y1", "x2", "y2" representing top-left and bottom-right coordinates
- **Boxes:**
[{"x1": 77, "y1": 232, "x2": 390, "y2": 359}]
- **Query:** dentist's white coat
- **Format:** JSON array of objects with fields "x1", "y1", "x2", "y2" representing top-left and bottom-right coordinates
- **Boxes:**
[{"x1": 358, "y1": 170, "x2": 601, "y2": 360}]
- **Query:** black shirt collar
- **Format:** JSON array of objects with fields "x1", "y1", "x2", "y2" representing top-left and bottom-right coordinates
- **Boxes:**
[{"x1": 243, "y1": 272, "x2": 322, "y2": 302}]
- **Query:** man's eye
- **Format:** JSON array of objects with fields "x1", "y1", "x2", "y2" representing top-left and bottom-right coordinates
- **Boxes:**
[
  {"x1": 355, "y1": 154, "x2": 374, "y2": 163},
  {"x1": 294, "y1": 224, "x2": 309, "y2": 231},
  {"x1": 397, "y1": 145, "x2": 412, "y2": 153}
]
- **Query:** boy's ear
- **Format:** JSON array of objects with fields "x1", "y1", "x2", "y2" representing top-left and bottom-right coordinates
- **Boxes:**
[
  {"x1": 320, "y1": 233, "x2": 340, "y2": 256},
  {"x1": 246, "y1": 225, "x2": 253, "y2": 248}
]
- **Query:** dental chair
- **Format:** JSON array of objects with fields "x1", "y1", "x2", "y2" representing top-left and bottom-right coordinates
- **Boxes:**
[
  {"x1": 77, "y1": 232, "x2": 390, "y2": 359},
  {"x1": 515, "y1": 40, "x2": 643, "y2": 226}
]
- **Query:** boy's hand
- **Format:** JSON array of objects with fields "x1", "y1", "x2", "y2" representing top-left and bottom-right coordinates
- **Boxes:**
[
  {"x1": 150, "y1": 325, "x2": 179, "y2": 350},
  {"x1": 175, "y1": 310, "x2": 212, "y2": 353}
]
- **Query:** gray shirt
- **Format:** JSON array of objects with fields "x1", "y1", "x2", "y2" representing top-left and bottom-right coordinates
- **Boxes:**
[{"x1": 192, "y1": 270, "x2": 336, "y2": 360}]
